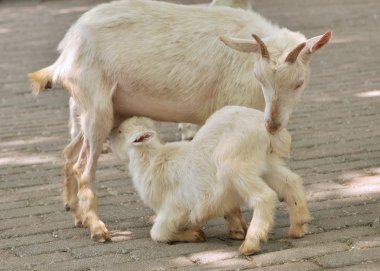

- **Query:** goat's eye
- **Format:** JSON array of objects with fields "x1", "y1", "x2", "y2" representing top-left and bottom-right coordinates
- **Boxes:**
[
  {"x1": 118, "y1": 129, "x2": 122, "y2": 134},
  {"x1": 294, "y1": 80, "x2": 304, "y2": 90}
]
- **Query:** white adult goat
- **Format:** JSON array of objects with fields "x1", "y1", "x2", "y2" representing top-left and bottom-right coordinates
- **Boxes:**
[
  {"x1": 110, "y1": 105, "x2": 310, "y2": 255},
  {"x1": 28, "y1": 0, "x2": 331, "y2": 241},
  {"x1": 66, "y1": 0, "x2": 252, "y2": 142}
]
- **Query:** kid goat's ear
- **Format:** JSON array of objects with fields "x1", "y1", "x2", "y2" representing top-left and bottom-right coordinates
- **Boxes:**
[{"x1": 130, "y1": 131, "x2": 156, "y2": 145}]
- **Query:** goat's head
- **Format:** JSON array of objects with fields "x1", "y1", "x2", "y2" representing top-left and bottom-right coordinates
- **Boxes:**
[
  {"x1": 110, "y1": 116, "x2": 157, "y2": 160},
  {"x1": 220, "y1": 31, "x2": 332, "y2": 134},
  {"x1": 177, "y1": 123, "x2": 199, "y2": 141}
]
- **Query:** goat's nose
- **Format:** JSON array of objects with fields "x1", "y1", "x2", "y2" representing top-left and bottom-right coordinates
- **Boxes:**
[{"x1": 265, "y1": 121, "x2": 281, "y2": 134}]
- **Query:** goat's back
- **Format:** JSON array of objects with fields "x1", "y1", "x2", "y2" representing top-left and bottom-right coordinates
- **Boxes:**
[
  {"x1": 192, "y1": 105, "x2": 291, "y2": 159},
  {"x1": 192, "y1": 106, "x2": 268, "y2": 149}
]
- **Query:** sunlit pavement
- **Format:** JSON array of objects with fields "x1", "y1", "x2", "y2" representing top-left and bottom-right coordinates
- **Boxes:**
[{"x1": 0, "y1": 0, "x2": 379, "y2": 270}]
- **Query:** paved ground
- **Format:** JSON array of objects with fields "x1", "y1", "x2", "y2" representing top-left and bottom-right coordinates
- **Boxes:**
[{"x1": 1, "y1": 0, "x2": 380, "y2": 270}]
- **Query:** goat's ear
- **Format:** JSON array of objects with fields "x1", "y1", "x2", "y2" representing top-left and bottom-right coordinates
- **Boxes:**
[
  {"x1": 304, "y1": 31, "x2": 332, "y2": 56},
  {"x1": 220, "y1": 36, "x2": 260, "y2": 53},
  {"x1": 130, "y1": 131, "x2": 156, "y2": 145}
]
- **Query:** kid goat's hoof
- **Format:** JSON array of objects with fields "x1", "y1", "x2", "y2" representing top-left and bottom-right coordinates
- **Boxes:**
[
  {"x1": 229, "y1": 230, "x2": 246, "y2": 240},
  {"x1": 180, "y1": 228, "x2": 206, "y2": 242},
  {"x1": 148, "y1": 215, "x2": 156, "y2": 225},
  {"x1": 91, "y1": 221, "x2": 110, "y2": 243},
  {"x1": 191, "y1": 229, "x2": 206, "y2": 242},
  {"x1": 239, "y1": 240, "x2": 260, "y2": 256},
  {"x1": 288, "y1": 223, "x2": 308, "y2": 238}
]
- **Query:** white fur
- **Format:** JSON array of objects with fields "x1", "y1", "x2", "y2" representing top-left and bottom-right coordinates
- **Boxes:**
[
  {"x1": 28, "y1": 0, "x2": 329, "y2": 240},
  {"x1": 111, "y1": 105, "x2": 310, "y2": 255},
  {"x1": 68, "y1": 97, "x2": 79, "y2": 140},
  {"x1": 177, "y1": 0, "x2": 252, "y2": 140}
]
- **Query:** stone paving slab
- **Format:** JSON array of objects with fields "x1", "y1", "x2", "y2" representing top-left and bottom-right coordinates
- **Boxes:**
[{"x1": 0, "y1": 0, "x2": 380, "y2": 270}]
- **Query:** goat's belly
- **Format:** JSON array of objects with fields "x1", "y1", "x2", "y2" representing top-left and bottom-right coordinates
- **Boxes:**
[{"x1": 112, "y1": 88, "x2": 206, "y2": 124}]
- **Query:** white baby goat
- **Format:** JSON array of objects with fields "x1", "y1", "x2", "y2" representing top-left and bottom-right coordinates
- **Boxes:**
[
  {"x1": 111, "y1": 106, "x2": 310, "y2": 255},
  {"x1": 28, "y1": 0, "x2": 330, "y2": 241}
]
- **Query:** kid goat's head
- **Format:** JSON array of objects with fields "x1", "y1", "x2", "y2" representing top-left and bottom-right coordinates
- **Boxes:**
[
  {"x1": 110, "y1": 117, "x2": 157, "y2": 160},
  {"x1": 220, "y1": 31, "x2": 332, "y2": 134}
]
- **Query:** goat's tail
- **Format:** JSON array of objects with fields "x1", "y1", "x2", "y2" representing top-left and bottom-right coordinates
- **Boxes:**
[
  {"x1": 269, "y1": 128, "x2": 292, "y2": 158},
  {"x1": 28, "y1": 65, "x2": 54, "y2": 96}
]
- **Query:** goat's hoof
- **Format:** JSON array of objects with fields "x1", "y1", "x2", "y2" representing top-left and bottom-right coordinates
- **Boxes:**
[
  {"x1": 182, "y1": 228, "x2": 206, "y2": 242},
  {"x1": 92, "y1": 229, "x2": 110, "y2": 243},
  {"x1": 148, "y1": 215, "x2": 156, "y2": 225},
  {"x1": 92, "y1": 232, "x2": 110, "y2": 243},
  {"x1": 74, "y1": 219, "x2": 84, "y2": 228},
  {"x1": 288, "y1": 223, "x2": 308, "y2": 238},
  {"x1": 229, "y1": 230, "x2": 246, "y2": 240},
  {"x1": 91, "y1": 221, "x2": 110, "y2": 243},
  {"x1": 193, "y1": 229, "x2": 206, "y2": 242},
  {"x1": 64, "y1": 203, "x2": 71, "y2": 211},
  {"x1": 239, "y1": 240, "x2": 260, "y2": 256},
  {"x1": 101, "y1": 142, "x2": 110, "y2": 154}
]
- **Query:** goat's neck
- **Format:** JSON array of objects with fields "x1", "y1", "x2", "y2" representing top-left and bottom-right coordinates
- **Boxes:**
[
  {"x1": 208, "y1": 55, "x2": 265, "y2": 118},
  {"x1": 128, "y1": 141, "x2": 166, "y2": 210},
  {"x1": 128, "y1": 141, "x2": 162, "y2": 174}
]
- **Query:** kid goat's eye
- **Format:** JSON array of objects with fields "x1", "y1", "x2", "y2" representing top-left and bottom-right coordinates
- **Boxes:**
[{"x1": 118, "y1": 129, "x2": 122, "y2": 134}]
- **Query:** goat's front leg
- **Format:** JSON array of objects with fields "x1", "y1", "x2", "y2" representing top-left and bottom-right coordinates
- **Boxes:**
[
  {"x1": 224, "y1": 207, "x2": 247, "y2": 240},
  {"x1": 263, "y1": 157, "x2": 311, "y2": 238}
]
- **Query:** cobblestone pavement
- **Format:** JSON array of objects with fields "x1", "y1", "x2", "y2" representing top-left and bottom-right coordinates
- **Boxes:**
[{"x1": 1, "y1": 0, "x2": 380, "y2": 270}]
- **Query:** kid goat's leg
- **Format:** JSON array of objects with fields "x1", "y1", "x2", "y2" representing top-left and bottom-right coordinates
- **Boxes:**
[
  {"x1": 263, "y1": 157, "x2": 311, "y2": 238},
  {"x1": 224, "y1": 207, "x2": 248, "y2": 240},
  {"x1": 237, "y1": 175, "x2": 277, "y2": 255}
]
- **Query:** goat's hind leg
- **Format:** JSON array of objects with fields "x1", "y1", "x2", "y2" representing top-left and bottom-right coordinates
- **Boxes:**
[
  {"x1": 224, "y1": 207, "x2": 247, "y2": 240},
  {"x1": 68, "y1": 97, "x2": 80, "y2": 140},
  {"x1": 263, "y1": 158, "x2": 311, "y2": 238},
  {"x1": 74, "y1": 78, "x2": 115, "y2": 242},
  {"x1": 63, "y1": 132, "x2": 83, "y2": 226},
  {"x1": 77, "y1": 117, "x2": 112, "y2": 241}
]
